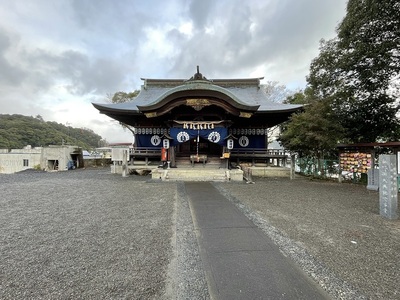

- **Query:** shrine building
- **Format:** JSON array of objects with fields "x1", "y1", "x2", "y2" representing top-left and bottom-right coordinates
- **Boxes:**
[{"x1": 92, "y1": 68, "x2": 302, "y2": 181}]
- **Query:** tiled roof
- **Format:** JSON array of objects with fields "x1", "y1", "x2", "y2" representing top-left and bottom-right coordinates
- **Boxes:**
[{"x1": 92, "y1": 77, "x2": 302, "y2": 114}]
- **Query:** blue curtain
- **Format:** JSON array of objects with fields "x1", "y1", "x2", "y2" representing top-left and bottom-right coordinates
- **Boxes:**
[
  {"x1": 233, "y1": 135, "x2": 265, "y2": 149},
  {"x1": 170, "y1": 128, "x2": 227, "y2": 146},
  {"x1": 136, "y1": 134, "x2": 162, "y2": 148}
]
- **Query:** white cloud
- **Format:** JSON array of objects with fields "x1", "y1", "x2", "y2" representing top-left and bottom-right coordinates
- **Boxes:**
[{"x1": 179, "y1": 21, "x2": 194, "y2": 37}]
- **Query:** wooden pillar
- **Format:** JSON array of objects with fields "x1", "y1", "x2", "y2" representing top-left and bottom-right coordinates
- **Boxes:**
[
  {"x1": 170, "y1": 146, "x2": 176, "y2": 167},
  {"x1": 290, "y1": 154, "x2": 296, "y2": 180},
  {"x1": 338, "y1": 150, "x2": 342, "y2": 183}
]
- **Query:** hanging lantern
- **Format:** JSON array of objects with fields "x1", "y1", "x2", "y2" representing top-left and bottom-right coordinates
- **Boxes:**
[
  {"x1": 227, "y1": 138, "x2": 234, "y2": 150},
  {"x1": 163, "y1": 139, "x2": 170, "y2": 149}
]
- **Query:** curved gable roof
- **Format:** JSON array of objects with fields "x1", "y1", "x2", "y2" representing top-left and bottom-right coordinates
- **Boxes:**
[
  {"x1": 92, "y1": 70, "x2": 303, "y2": 118},
  {"x1": 137, "y1": 79, "x2": 259, "y2": 112}
]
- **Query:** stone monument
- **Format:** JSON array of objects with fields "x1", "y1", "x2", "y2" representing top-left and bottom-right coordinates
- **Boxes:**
[{"x1": 379, "y1": 155, "x2": 398, "y2": 219}]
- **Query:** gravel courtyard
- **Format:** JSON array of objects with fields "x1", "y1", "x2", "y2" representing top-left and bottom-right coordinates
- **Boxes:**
[
  {"x1": 1, "y1": 167, "x2": 399, "y2": 299},
  {"x1": 0, "y1": 168, "x2": 176, "y2": 299}
]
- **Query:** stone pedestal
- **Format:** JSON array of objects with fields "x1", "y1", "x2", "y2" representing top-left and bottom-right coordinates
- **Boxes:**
[
  {"x1": 122, "y1": 150, "x2": 128, "y2": 177},
  {"x1": 290, "y1": 154, "x2": 295, "y2": 180},
  {"x1": 367, "y1": 168, "x2": 379, "y2": 191},
  {"x1": 379, "y1": 155, "x2": 398, "y2": 219}
]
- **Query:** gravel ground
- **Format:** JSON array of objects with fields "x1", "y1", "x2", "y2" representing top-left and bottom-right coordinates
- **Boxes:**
[
  {"x1": 1, "y1": 168, "x2": 399, "y2": 299},
  {"x1": 0, "y1": 168, "x2": 176, "y2": 299},
  {"x1": 215, "y1": 177, "x2": 400, "y2": 300}
]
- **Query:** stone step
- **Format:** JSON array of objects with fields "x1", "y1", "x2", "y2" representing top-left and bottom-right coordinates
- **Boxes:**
[
  {"x1": 151, "y1": 168, "x2": 243, "y2": 182},
  {"x1": 175, "y1": 156, "x2": 224, "y2": 169}
]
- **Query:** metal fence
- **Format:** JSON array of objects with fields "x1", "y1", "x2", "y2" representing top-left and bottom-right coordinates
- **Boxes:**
[{"x1": 296, "y1": 157, "x2": 368, "y2": 184}]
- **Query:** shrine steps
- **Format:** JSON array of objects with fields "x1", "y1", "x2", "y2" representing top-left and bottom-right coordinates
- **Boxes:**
[
  {"x1": 151, "y1": 167, "x2": 243, "y2": 182},
  {"x1": 174, "y1": 155, "x2": 223, "y2": 169}
]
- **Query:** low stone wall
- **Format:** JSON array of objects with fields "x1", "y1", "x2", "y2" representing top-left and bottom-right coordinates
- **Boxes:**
[
  {"x1": 84, "y1": 158, "x2": 111, "y2": 168},
  {"x1": 250, "y1": 166, "x2": 290, "y2": 178}
]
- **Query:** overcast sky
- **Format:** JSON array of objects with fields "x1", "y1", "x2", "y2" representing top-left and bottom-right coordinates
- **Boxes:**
[{"x1": 0, "y1": 0, "x2": 348, "y2": 143}]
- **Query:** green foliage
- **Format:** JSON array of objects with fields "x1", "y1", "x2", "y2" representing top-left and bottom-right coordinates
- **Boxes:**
[
  {"x1": 0, "y1": 114, "x2": 105, "y2": 150},
  {"x1": 284, "y1": 87, "x2": 315, "y2": 105},
  {"x1": 109, "y1": 90, "x2": 140, "y2": 103},
  {"x1": 280, "y1": 90, "x2": 344, "y2": 177},
  {"x1": 280, "y1": 0, "x2": 400, "y2": 177},
  {"x1": 107, "y1": 90, "x2": 140, "y2": 131},
  {"x1": 307, "y1": 0, "x2": 400, "y2": 142},
  {"x1": 279, "y1": 91, "x2": 343, "y2": 159}
]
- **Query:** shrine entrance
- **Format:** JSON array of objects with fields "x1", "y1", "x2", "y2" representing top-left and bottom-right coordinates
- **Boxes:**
[{"x1": 176, "y1": 137, "x2": 223, "y2": 158}]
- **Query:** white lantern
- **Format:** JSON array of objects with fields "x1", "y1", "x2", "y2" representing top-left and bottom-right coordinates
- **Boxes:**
[
  {"x1": 227, "y1": 138, "x2": 234, "y2": 150},
  {"x1": 163, "y1": 139, "x2": 170, "y2": 149}
]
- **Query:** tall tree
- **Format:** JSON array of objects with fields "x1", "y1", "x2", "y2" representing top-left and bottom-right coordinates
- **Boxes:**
[
  {"x1": 308, "y1": 0, "x2": 400, "y2": 142},
  {"x1": 108, "y1": 91, "x2": 140, "y2": 104},
  {"x1": 279, "y1": 89, "x2": 343, "y2": 175},
  {"x1": 107, "y1": 90, "x2": 140, "y2": 134}
]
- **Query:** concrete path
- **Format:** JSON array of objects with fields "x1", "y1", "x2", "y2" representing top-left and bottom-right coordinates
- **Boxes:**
[{"x1": 185, "y1": 182, "x2": 330, "y2": 300}]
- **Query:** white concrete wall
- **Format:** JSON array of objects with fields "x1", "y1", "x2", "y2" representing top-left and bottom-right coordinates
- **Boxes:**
[
  {"x1": 42, "y1": 146, "x2": 81, "y2": 171},
  {"x1": 112, "y1": 148, "x2": 129, "y2": 162},
  {"x1": 0, "y1": 145, "x2": 82, "y2": 173},
  {"x1": 0, "y1": 152, "x2": 42, "y2": 174}
]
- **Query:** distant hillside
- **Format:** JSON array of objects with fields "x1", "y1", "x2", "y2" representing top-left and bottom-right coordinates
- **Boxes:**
[{"x1": 0, "y1": 114, "x2": 106, "y2": 150}]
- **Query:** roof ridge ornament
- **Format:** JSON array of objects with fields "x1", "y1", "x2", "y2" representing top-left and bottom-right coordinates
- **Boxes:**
[{"x1": 186, "y1": 65, "x2": 212, "y2": 83}]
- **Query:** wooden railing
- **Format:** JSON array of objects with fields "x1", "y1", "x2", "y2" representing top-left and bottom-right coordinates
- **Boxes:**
[
  {"x1": 130, "y1": 147, "x2": 161, "y2": 157},
  {"x1": 129, "y1": 148, "x2": 288, "y2": 158},
  {"x1": 230, "y1": 148, "x2": 288, "y2": 158},
  {"x1": 229, "y1": 148, "x2": 289, "y2": 167}
]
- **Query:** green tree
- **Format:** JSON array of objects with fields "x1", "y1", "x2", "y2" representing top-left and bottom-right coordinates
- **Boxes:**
[
  {"x1": 284, "y1": 87, "x2": 316, "y2": 105},
  {"x1": 0, "y1": 114, "x2": 105, "y2": 150},
  {"x1": 107, "y1": 90, "x2": 140, "y2": 133},
  {"x1": 279, "y1": 90, "x2": 343, "y2": 175},
  {"x1": 308, "y1": 0, "x2": 400, "y2": 142},
  {"x1": 108, "y1": 91, "x2": 140, "y2": 103}
]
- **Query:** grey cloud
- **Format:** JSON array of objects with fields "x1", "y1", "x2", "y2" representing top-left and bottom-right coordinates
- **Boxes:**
[
  {"x1": 223, "y1": 4, "x2": 254, "y2": 54},
  {"x1": 258, "y1": 0, "x2": 345, "y2": 56},
  {"x1": 169, "y1": 0, "x2": 346, "y2": 80},
  {"x1": 188, "y1": 0, "x2": 215, "y2": 29},
  {"x1": 71, "y1": 0, "x2": 129, "y2": 29},
  {"x1": 55, "y1": 51, "x2": 128, "y2": 95},
  {"x1": 68, "y1": 57, "x2": 127, "y2": 95},
  {"x1": 70, "y1": 0, "x2": 154, "y2": 38},
  {"x1": 0, "y1": 29, "x2": 26, "y2": 86},
  {"x1": 168, "y1": 3, "x2": 267, "y2": 77},
  {"x1": 15, "y1": 47, "x2": 127, "y2": 95}
]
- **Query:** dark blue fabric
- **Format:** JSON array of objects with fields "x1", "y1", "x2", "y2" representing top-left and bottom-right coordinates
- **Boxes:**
[
  {"x1": 233, "y1": 135, "x2": 265, "y2": 149},
  {"x1": 136, "y1": 134, "x2": 162, "y2": 148},
  {"x1": 170, "y1": 128, "x2": 228, "y2": 145}
]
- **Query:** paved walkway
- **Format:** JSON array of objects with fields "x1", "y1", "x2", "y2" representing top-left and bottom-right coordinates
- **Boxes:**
[{"x1": 185, "y1": 182, "x2": 330, "y2": 300}]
